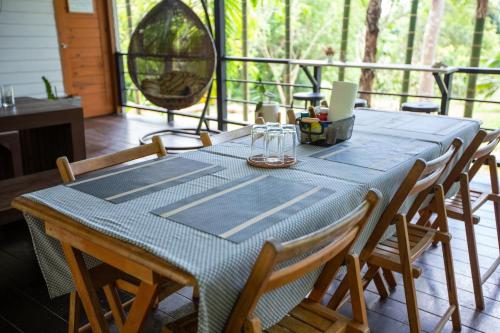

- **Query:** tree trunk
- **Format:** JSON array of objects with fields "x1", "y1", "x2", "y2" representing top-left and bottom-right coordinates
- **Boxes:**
[
  {"x1": 338, "y1": 0, "x2": 352, "y2": 82},
  {"x1": 418, "y1": 0, "x2": 445, "y2": 98},
  {"x1": 464, "y1": 0, "x2": 488, "y2": 118},
  {"x1": 359, "y1": 0, "x2": 382, "y2": 105},
  {"x1": 400, "y1": 0, "x2": 419, "y2": 105}
]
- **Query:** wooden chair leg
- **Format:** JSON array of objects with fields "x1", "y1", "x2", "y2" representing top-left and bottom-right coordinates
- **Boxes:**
[
  {"x1": 435, "y1": 185, "x2": 461, "y2": 331},
  {"x1": 61, "y1": 243, "x2": 110, "y2": 333},
  {"x1": 121, "y1": 280, "x2": 159, "y2": 333},
  {"x1": 328, "y1": 263, "x2": 377, "y2": 310},
  {"x1": 396, "y1": 215, "x2": 421, "y2": 333},
  {"x1": 459, "y1": 175, "x2": 485, "y2": 309},
  {"x1": 193, "y1": 285, "x2": 200, "y2": 301},
  {"x1": 416, "y1": 209, "x2": 432, "y2": 227},
  {"x1": 309, "y1": 249, "x2": 349, "y2": 302},
  {"x1": 103, "y1": 283, "x2": 127, "y2": 330},
  {"x1": 488, "y1": 156, "x2": 500, "y2": 251},
  {"x1": 346, "y1": 254, "x2": 368, "y2": 326},
  {"x1": 328, "y1": 275, "x2": 350, "y2": 310},
  {"x1": 68, "y1": 292, "x2": 81, "y2": 333},
  {"x1": 372, "y1": 270, "x2": 389, "y2": 298},
  {"x1": 382, "y1": 268, "x2": 397, "y2": 289}
]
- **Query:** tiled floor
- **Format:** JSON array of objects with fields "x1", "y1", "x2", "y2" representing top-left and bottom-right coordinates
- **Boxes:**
[{"x1": 0, "y1": 113, "x2": 498, "y2": 332}]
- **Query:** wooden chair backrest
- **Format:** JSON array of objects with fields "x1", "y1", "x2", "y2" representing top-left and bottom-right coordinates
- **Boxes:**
[
  {"x1": 439, "y1": 129, "x2": 499, "y2": 193},
  {"x1": 440, "y1": 130, "x2": 488, "y2": 194},
  {"x1": 224, "y1": 190, "x2": 380, "y2": 332},
  {"x1": 255, "y1": 117, "x2": 266, "y2": 125},
  {"x1": 56, "y1": 135, "x2": 167, "y2": 183},
  {"x1": 200, "y1": 125, "x2": 253, "y2": 147},
  {"x1": 287, "y1": 110, "x2": 297, "y2": 124},
  {"x1": 467, "y1": 128, "x2": 500, "y2": 181},
  {"x1": 360, "y1": 138, "x2": 462, "y2": 261}
]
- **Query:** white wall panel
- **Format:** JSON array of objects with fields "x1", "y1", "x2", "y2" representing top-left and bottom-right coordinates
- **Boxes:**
[{"x1": 0, "y1": 0, "x2": 65, "y2": 97}]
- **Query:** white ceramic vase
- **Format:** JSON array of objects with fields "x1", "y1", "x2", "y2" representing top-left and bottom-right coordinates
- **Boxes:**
[{"x1": 257, "y1": 102, "x2": 280, "y2": 123}]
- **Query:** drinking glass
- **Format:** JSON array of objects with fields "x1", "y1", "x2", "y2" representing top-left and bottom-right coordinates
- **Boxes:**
[
  {"x1": 2, "y1": 85, "x2": 15, "y2": 107},
  {"x1": 250, "y1": 124, "x2": 267, "y2": 162},
  {"x1": 265, "y1": 127, "x2": 284, "y2": 165},
  {"x1": 282, "y1": 124, "x2": 297, "y2": 163}
]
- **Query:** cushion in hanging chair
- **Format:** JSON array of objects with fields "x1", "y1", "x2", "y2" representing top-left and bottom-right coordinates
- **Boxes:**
[{"x1": 128, "y1": 0, "x2": 216, "y2": 110}]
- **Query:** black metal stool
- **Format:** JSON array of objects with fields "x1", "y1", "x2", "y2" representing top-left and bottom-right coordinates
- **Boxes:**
[
  {"x1": 354, "y1": 98, "x2": 368, "y2": 108},
  {"x1": 402, "y1": 102, "x2": 440, "y2": 114},
  {"x1": 291, "y1": 92, "x2": 325, "y2": 109}
]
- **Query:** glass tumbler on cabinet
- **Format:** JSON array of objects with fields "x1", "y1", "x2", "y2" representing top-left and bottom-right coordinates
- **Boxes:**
[{"x1": 2, "y1": 85, "x2": 15, "y2": 107}]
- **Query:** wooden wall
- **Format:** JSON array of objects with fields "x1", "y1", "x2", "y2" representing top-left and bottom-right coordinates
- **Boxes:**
[{"x1": 0, "y1": 0, "x2": 65, "y2": 98}]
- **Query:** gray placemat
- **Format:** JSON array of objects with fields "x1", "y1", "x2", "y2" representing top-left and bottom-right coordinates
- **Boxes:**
[
  {"x1": 309, "y1": 135, "x2": 432, "y2": 171},
  {"x1": 68, "y1": 157, "x2": 224, "y2": 203},
  {"x1": 354, "y1": 109, "x2": 471, "y2": 134},
  {"x1": 152, "y1": 174, "x2": 334, "y2": 243}
]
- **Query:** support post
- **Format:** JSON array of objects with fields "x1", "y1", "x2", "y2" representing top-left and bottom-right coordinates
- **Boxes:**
[
  {"x1": 442, "y1": 73, "x2": 453, "y2": 115},
  {"x1": 313, "y1": 66, "x2": 322, "y2": 106},
  {"x1": 215, "y1": 0, "x2": 228, "y2": 131},
  {"x1": 115, "y1": 53, "x2": 127, "y2": 109}
]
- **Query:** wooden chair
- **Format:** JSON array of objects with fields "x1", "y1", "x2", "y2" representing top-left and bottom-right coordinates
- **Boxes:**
[
  {"x1": 57, "y1": 135, "x2": 167, "y2": 182},
  {"x1": 329, "y1": 139, "x2": 463, "y2": 333},
  {"x1": 163, "y1": 190, "x2": 381, "y2": 333},
  {"x1": 200, "y1": 126, "x2": 248, "y2": 148},
  {"x1": 426, "y1": 128, "x2": 499, "y2": 310},
  {"x1": 286, "y1": 110, "x2": 297, "y2": 125},
  {"x1": 56, "y1": 135, "x2": 182, "y2": 332}
]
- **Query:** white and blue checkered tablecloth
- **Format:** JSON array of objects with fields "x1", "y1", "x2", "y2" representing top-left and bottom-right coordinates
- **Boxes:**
[{"x1": 22, "y1": 109, "x2": 480, "y2": 332}]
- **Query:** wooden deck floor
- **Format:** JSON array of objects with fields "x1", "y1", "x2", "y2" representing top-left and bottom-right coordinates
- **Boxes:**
[{"x1": 0, "y1": 114, "x2": 498, "y2": 333}]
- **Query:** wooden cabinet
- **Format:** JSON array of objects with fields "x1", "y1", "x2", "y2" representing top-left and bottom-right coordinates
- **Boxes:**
[{"x1": 0, "y1": 97, "x2": 86, "y2": 224}]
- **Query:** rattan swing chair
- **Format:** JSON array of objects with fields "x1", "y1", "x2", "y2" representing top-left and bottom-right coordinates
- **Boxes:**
[{"x1": 128, "y1": 0, "x2": 218, "y2": 151}]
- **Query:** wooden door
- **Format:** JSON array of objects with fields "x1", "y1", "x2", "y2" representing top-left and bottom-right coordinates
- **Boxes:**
[{"x1": 54, "y1": 0, "x2": 117, "y2": 117}]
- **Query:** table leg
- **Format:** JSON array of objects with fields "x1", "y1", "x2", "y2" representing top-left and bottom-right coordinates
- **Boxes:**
[
  {"x1": 300, "y1": 65, "x2": 323, "y2": 107},
  {"x1": 61, "y1": 242, "x2": 110, "y2": 333},
  {"x1": 313, "y1": 66, "x2": 323, "y2": 106},
  {"x1": 313, "y1": 67, "x2": 322, "y2": 93},
  {"x1": 122, "y1": 280, "x2": 160, "y2": 333},
  {"x1": 442, "y1": 73, "x2": 453, "y2": 115},
  {"x1": 433, "y1": 72, "x2": 453, "y2": 115}
]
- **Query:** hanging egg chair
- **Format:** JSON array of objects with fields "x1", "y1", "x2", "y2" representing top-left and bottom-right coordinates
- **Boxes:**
[
  {"x1": 128, "y1": 0, "x2": 216, "y2": 110},
  {"x1": 128, "y1": 0, "x2": 219, "y2": 150}
]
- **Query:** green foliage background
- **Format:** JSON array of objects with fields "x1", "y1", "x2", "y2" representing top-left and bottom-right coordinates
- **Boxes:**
[{"x1": 115, "y1": 0, "x2": 499, "y2": 127}]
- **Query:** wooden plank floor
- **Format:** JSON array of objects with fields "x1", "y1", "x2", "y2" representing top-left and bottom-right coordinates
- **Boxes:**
[{"x1": 0, "y1": 114, "x2": 498, "y2": 332}]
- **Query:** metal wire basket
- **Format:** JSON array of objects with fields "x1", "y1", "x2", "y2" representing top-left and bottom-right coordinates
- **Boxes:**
[{"x1": 297, "y1": 115, "x2": 355, "y2": 146}]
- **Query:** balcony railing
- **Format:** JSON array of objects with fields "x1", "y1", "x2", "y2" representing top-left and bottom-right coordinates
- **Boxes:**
[{"x1": 115, "y1": 52, "x2": 500, "y2": 130}]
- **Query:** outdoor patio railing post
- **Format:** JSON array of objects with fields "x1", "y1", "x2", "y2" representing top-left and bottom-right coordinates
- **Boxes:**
[
  {"x1": 115, "y1": 53, "x2": 127, "y2": 112},
  {"x1": 433, "y1": 71, "x2": 455, "y2": 116},
  {"x1": 442, "y1": 73, "x2": 454, "y2": 115},
  {"x1": 214, "y1": 0, "x2": 228, "y2": 131},
  {"x1": 313, "y1": 66, "x2": 322, "y2": 106}
]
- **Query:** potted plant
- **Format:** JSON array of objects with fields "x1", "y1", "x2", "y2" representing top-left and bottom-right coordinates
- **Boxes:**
[
  {"x1": 254, "y1": 77, "x2": 279, "y2": 123},
  {"x1": 42, "y1": 76, "x2": 81, "y2": 106},
  {"x1": 324, "y1": 47, "x2": 336, "y2": 64}
]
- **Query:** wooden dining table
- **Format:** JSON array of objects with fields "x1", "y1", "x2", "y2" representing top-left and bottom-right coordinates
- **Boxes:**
[{"x1": 12, "y1": 109, "x2": 480, "y2": 333}]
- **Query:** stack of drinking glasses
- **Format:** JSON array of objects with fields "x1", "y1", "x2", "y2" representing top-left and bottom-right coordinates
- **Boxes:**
[
  {"x1": 0, "y1": 85, "x2": 15, "y2": 108},
  {"x1": 248, "y1": 122, "x2": 297, "y2": 167}
]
